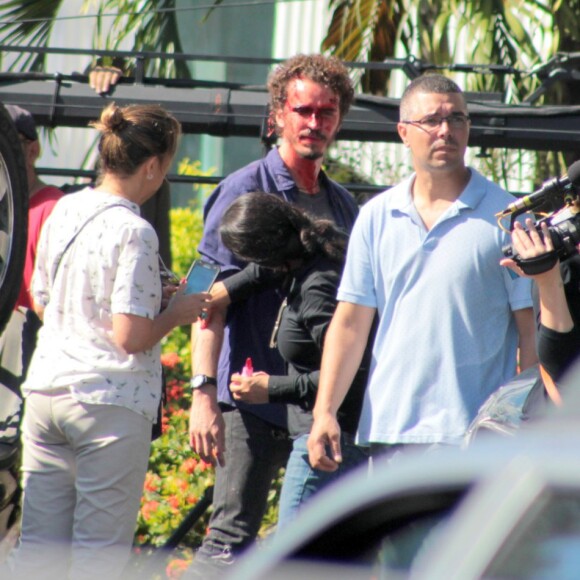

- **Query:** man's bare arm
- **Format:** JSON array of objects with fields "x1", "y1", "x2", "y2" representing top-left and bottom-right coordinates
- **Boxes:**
[
  {"x1": 189, "y1": 303, "x2": 227, "y2": 466},
  {"x1": 514, "y1": 307, "x2": 538, "y2": 371},
  {"x1": 307, "y1": 302, "x2": 376, "y2": 471}
]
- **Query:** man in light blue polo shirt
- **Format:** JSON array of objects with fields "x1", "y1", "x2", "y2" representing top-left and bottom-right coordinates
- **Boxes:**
[{"x1": 308, "y1": 74, "x2": 537, "y2": 468}]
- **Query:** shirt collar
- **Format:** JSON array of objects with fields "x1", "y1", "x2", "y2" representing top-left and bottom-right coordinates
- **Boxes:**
[
  {"x1": 267, "y1": 147, "x2": 297, "y2": 191},
  {"x1": 390, "y1": 168, "x2": 485, "y2": 214},
  {"x1": 266, "y1": 147, "x2": 331, "y2": 192}
]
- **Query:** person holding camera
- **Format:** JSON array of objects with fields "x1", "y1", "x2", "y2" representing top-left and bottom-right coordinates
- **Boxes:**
[
  {"x1": 308, "y1": 73, "x2": 537, "y2": 472},
  {"x1": 501, "y1": 218, "x2": 580, "y2": 385},
  {"x1": 13, "y1": 103, "x2": 209, "y2": 579}
]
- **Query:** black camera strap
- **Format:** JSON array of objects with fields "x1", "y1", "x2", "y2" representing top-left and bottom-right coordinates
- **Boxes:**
[{"x1": 514, "y1": 251, "x2": 559, "y2": 276}]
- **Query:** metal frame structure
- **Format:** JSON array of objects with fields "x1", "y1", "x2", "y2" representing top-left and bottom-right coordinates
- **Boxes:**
[
  {"x1": 1, "y1": 75, "x2": 579, "y2": 151},
  {"x1": 1, "y1": 46, "x2": 579, "y2": 188}
]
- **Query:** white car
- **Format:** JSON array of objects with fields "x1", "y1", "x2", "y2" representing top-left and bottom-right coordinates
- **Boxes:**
[{"x1": 216, "y1": 367, "x2": 580, "y2": 580}]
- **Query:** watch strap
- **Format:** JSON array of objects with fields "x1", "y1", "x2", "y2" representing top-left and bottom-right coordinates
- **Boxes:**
[{"x1": 191, "y1": 375, "x2": 217, "y2": 389}]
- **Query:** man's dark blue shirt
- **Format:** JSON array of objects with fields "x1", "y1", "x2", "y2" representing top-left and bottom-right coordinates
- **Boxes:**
[{"x1": 198, "y1": 147, "x2": 358, "y2": 428}]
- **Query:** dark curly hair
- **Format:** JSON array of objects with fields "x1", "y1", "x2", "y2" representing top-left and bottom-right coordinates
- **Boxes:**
[
  {"x1": 267, "y1": 54, "x2": 354, "y2": 126},
  {"x1": 219, "y1": 192, "x2": 348, "y2": 268}
]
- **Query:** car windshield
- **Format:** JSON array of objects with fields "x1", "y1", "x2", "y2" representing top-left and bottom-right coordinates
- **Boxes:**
[{"x1": 484, "y1": 491, "x2": 580, "y2": 579}]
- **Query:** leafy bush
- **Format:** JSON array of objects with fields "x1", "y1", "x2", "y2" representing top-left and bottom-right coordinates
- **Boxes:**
[{"x1": 135, "y1": 352, "x2": 214, "y2": 550}]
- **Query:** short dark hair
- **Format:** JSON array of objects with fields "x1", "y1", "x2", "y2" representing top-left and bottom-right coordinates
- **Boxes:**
[
  {"x1": 5, "y1": 105, "x2": 38, "y2": 141},
  {"x1": 267, "y1": 54, "x2": 355, "y2": 121},
  {"x1": 90, "y1": 103, "x2": 181, "y2": 178},
  {"x1": 400, "y1": 74, "x2": 464, "y2": 120},
  {"x1": 219, "y1": 192, "x2": 347, "y2": 268}
]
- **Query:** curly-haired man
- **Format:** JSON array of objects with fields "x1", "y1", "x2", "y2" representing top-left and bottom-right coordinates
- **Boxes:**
[{"x1": 187, "y1": 54, "x2": 357, "y2": 576}]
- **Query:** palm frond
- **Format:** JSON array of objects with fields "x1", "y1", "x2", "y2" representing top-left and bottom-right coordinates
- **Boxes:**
[
  {"x1": 93, "y1": 0, "x2": 190, "y2": 79},
  {"x1": 200, "y1": 0, "x2": 224, "y2": 24},
  {"x1": 0, "y1": 0, "x2": 64, "y2": 71},
  {"x1": 323, "y1": 0, "x2": 402, "y2": 95}
]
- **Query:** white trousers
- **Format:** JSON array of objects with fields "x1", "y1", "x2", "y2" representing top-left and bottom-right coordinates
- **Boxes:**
[{"x1": 13, "y1": 389, "x2": 151, "y2": 580}]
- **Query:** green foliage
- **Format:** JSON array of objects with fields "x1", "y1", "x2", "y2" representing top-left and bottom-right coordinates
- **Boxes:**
[
  {"x1": 159, "y1": 205, "x2": 204, "y2": 378},
  {"x1": 0, "y1": 0, "x2": 63, "y2": 71},
  {"x1": 0, "y1": 1, "x2": 187, "y2": 79},
  {"x1": 177, "y1": 158, "x2": 218, "y2": 208},
  {"x1": 169, "y1": 207, "x2": 203, "y2": 280},
  {"x1": 91, "y1": 0, "x2": 190, "y2": 79},
  {"x1": 135, "y1": 354, "x2": 215, "y2": 550},
  {"x1": 322, "y1": 0, "x2": 401, "y2": 94}
]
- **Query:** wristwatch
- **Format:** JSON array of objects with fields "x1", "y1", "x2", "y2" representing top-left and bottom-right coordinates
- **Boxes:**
[{"x1": 191, "y1": 374, "x2": 217, "y2": 389}]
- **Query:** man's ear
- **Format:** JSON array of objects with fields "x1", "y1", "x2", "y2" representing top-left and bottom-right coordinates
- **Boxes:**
[
  {"x1": 274, "y1": 108, "x2": 285, "y2": 132},
  {"x1": 397, "y1": 122, "x2": 410, "y2": 147}
]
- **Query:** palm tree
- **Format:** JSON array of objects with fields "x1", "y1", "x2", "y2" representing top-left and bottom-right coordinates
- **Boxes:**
[
  {"x1": 322, "y1": 0, "x2": 580, "y2": 181},
  {"x1": 0, "y1": 0, "x2": 188, "y2": 78},
  {"x1": 322, "y1": 0, "x2": 580, "y2": 102},
  {"x1": 4, "y1": 0, "x2": 578, "y2": 102}
]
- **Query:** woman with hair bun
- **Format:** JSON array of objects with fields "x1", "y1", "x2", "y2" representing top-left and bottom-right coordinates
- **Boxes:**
[
  {"x1": 13, "y1": 103, "x2": 209, "y2": 579},
  {"x1": 215, "y1": 192, "x2": 371, "y2": 528}
]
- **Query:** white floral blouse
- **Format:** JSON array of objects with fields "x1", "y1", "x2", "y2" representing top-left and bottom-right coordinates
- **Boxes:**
[{"x1": 24, "y1": 187, "x2": 163, "y2": 421}]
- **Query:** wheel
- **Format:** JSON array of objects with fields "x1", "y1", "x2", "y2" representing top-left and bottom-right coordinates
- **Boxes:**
[{"x1": 0, "y1": 103, "x2": 28, "y2": 335}]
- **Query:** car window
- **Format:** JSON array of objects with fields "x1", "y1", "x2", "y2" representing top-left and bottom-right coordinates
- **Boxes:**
[
  {"x1": 484, "y1": 491, "x2": 580, "y2": 579},
  {"x1": 291, "y1": 488, "x2": 466, "y2": 576}
]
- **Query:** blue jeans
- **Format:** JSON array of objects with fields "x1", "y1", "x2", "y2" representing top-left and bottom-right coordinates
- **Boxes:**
[{"x1": 277, "y1": 433, "x2": 369, "y2": 529}]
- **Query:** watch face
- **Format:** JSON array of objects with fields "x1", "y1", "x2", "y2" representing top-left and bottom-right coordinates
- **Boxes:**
[{"x1": 192, "y1": 375, "x2": 206, "y2": 388}]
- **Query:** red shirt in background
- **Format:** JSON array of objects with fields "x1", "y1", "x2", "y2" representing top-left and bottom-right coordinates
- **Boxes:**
[{"x1": 16, "y1": 185, "x2": 63, "y2": 310}]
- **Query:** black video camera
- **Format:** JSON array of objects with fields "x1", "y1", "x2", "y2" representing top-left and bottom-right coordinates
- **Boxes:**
[{"x1": 501, "y1": 161, "x2": 580, "y2": 273}]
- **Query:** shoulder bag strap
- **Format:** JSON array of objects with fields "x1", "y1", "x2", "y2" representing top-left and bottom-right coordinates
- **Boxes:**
[{"x1": 51, "y1": 203, "x2": 127, "y2": 283}]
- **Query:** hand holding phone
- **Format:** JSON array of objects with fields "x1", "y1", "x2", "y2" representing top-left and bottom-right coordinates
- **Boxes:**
[{"x1": 184, "y1": 260, "x2": 220, "y2": 295}]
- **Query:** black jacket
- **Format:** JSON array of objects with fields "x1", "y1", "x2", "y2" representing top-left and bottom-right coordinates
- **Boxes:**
[{"x1": 224, "y1": 257, "x2": 372, "y2": 437}]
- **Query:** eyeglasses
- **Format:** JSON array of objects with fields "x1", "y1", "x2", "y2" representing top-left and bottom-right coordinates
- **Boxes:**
[{"x1": 401, "y1": 113, "x2": 471, "y2": 132}]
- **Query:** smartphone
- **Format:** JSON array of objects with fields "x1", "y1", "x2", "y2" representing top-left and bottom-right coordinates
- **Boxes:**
[{"x1": 184, "y1": 260, "x2": 220, "y2": 295}]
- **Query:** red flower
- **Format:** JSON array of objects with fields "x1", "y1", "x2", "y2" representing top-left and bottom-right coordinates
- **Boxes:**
[
  {"x1": 161, "y1": 415, "x2": 170, "y2": 434},
  {"x1": 141, "y1": 500, "x2": 160, "y2": 521},
  {"x1": 143, "y1": 472, "x2": 161, "y2": 492},
  {"x1": 198, "y1": 459, "x2": 213, "y2": 472},
  {"x1": 166, "y1": 558, "x2": 190, "y2": 579},
  {"x1": 179, "y1": 457, "x2": 198, "y2": 475},
  {"x1": 166, "y1": 384, "x2": 184, "y2": 402},
  {"x1": 161, "y1": 352, "x2": 181, "y2": 369},
  {"x1": 168, "y1": 495, "x2": 180, "y2": 510}
]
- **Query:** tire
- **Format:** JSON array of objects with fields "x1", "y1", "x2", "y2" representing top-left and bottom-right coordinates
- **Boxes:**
[{"x1": 0, "y1": 103, "x2": 28, "y2": 335}]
